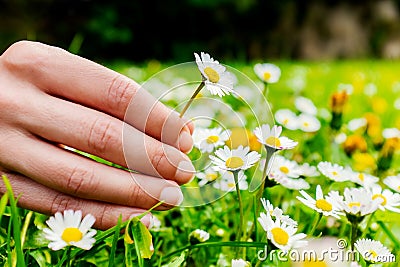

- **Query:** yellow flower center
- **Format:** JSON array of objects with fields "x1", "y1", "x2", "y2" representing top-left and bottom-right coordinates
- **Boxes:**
[
  {"x1": 358, "y1": 173, "x2": 365, "y2": 181},
  {"x1": 265, "y1": 136, "x2": 281, "y2": 147},
  {"x1": 332, "y1": 171, "x2": 338, "y2": 176},
  {"x1": 263, "y1": 71, "x2": 271, "y2": 81},
  {"x1": 271, "y1": 227, "x2": 289, "y2": 245},
  {"x1": 348, "y1": 202, "x2": 361, "y2": 209},
  {"x1": 315, "y1": 199, "x2": 333, "y2": 211},
  {"x1": 397, "y1": 185, "x2": 400, "y2": 191},
  {"x1": 303, "y1": 122, "x2": 310, "y2": 127},
  {"x1": 206, "y1": 135, "x2": 219, "y2": 144},
  {"x1": 279, "y1": 166, "x2": 289, "y2": 174},
  {"x1": 204, "y1": 67, "x2": 220, "y2": 83},
  {"x1": 368, "y1": 250, "x2": 378, "y2": 258},
  {"x1": 225, "y1": 156, "x2": 244, "y2": 169},
  {"x1": 206, "y1": 173, "x2": 218, "y2": 181},
  {"x1": 283, "y1": 119, "x2": 289, "y2": 125},
  {"x1": 62, "y1": 227, "x2": 83, "y2": 244},
  {"x1": 372, "y1": 194, "x2": 387, "y2": 206},
  {"x1": 227, "y1": 182, "x2": 236, "y2": 188}
]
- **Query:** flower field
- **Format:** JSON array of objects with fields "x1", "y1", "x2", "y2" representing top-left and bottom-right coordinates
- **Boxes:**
[{"x1": 1, "y1": 56, "x2": 400, "y2": 266}]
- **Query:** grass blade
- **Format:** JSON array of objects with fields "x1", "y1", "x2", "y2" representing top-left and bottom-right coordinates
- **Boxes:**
[{"x1": 108, "y1": 215, "x2": 122, "y2": 267}]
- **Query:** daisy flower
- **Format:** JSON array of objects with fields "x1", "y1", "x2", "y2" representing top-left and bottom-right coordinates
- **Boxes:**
[
  {"x1": 267, "y1": 155, "x2": 303, "y2": 178},
  {"x1": 213, "y1": 170, "x2": 248, "y2": 192},
  {"x1": 382, "y1": 128, "x2": 400, "y2": 138},
  {"x1": 272, "y1": 175, "x2": 310, "y2": 190},
  {"x1": 298, "y1": 163, "x2": 320, "y2": 177},
  {"x1": 194, "y1": 52, "x2": 234, "y2": 97},
  {"x1": 339, "y1": 187, "x2": 381, "y2": 216},
  {"x1": 297, "y1": 113, "x2": 321, "y2": 133},
  {"x1": 347, "y1": 118, "x2": 367, "y2": 132},
  {"x1": 261, "y1": 198, "x2": 297, "y2": 227},
  {"x1": 189, "y1": 229, "x2": 210, "y2": 244},
  {"x1": 355, "y1": 238, "x2": 395, "y2": 263},
  {"x1": 275, "y1": 109, "x2": 299, "y2": 130},
  {"x1": 258, "y1": 211, "x2": 307, "y2": 253},
  {"x1": 294, "y1": 96, "x2": 317, "y2": 116},
  {"x1": 210, "y1": 145, "x2": 260, "y2": 172},
  {"x1": 231, "y1": 259, "x2": 251, "y2": 267},
  {"x1": 43, "y1": 210, "x2": 96, "y2": 251},
  {"x1": 196, "y1": 167, "x2": 219, "y2": 187},
  {"x1": 317, "y1": 161, "x2": 350, "y2": 182},
  {"x1": 254, "y1": 63, "x2": 281, "y2": 84},
  {"x1": 370, "y1": 186, "x2": 400, "y2": 213},
  {"x1": 348, "y1": 170, "x2": 379, "y2": 189},
  {"x1": 253, "y1": 124, "x2": 298, "y2": 152},
  {"x1": 297, "y1": 185, "x2": 344, "y2": 219},
  {"x1": 383, "y1": 175, "x2": 400, "y2": 193},
  {"x1": 193, "y1": 127, "x2": 231, "y2": 153}
]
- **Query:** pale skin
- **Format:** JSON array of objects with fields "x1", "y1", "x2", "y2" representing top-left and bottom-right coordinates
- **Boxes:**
[{"x1": 0, "y1": 41, "x2": 195, "y2": 230}]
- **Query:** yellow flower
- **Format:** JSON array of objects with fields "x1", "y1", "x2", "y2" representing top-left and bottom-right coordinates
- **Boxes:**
[
  {"x1": 352, "y1": 152, "x2": 376, "y2": 172},
  {"x1": 330, "y1": 90, "x2": 348, "y2": 114},
  {"x1": 343, "y1": 134, "x2": 367, "y2": 156},
  {"x1": 225, "y1": 127, "x2": 262, "y2": 151}
]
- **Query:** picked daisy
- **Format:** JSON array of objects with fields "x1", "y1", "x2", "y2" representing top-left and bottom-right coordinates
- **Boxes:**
[
  {"x1": 193, "y1": 127, "x2": 231, "y2": 153},
  {"x1": 196, "y1": 167, "x2": 219, "y2": 187},
  {"x1": 298, "y1": 163, "x2": 320, "y2": 177},
  {"x1": 275, "y1": 109, "x2": 299, "y2": 130},
  {"x1": 261, "y1": 198, "x2": 298, "y2": 227},
  {"x1": 194, "y1": 52, "x2": 234, "y2": 97},
  {"x1": 317, "y1": 161, "x2": 350, "y2": 182},
  {"x1": 339, "y1": 187, "x2": 381, "y2": 216},
  {"x1": 258, "y1": 211, "x2": 307, "y2": 253},
  {"x1": 383, "y1": 175, "x2": 400, "y2": 193},
  {"x1": 370, "y1": 186, "x2": 400, "y2": 213},
  {"x1": 355, "y1": 238, "x2": 395, "y2": 263},
  {"x1": 254, "y1": 63, "x2": 281, "y2": 84},
  {"x1": 213, "y1": 170, "x2": 248, "y2": 192},
  {"x1": 43, "y1": 210, "x2": 96, "y2": 251},
  {"x1": 253, "y1": 124, "x2": 298, "y2": 152},
  {"x1": 297, "y1": 185, "x2": 344, "y2": 219},
  {"x1": 210, "y1": 145, "x2": 260, "y2": 172}
]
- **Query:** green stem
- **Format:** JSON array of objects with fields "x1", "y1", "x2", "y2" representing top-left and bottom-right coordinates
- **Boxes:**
[
  {"x1": 361, "y1": 213, "x2": 374, "y2": 239},
  {"x1": 308, "y1": 213, "x2": 323, "y2": 236},
  {"x1": 179, "y1": 81, "x2": 205, "y2": 118},
  {"x1": 350, "y1": 222, "x2": 358, "y2": 251},
  {"x1": 256, "y1": 150, "x2": 273, "y2": 201},
  {"x1": 262, "y1": 82, "x2": 269, "y2": 97},
  {"x1": 233, "y1": 171, "x2": 244, "y2": 245},
  {"x1": 377, "y1": 221, "x2": 400, "y2": 249}
]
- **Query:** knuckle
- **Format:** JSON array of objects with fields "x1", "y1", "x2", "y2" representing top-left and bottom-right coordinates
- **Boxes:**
[
  {"x1": 50, "y1": 193, "x2": 81, "y2": 214},
  {"x1": 150, "y1": 145, "x2": 167, "y2": 174},
  {"x1": 1, "y1": 41, "x2": 51, "y2": 71},
  {"x1": 106, "y1": 74, "x2": 138, "y2": 114},
  {"x1": 127, "y1": 183, "x2": 144, "y2": 206},
  {"x1": 87, "y1": 117, "x2": 121, "y2": 155},
  {"x1": 65, "y1": 165, "x2": 98, "y2": 196}
]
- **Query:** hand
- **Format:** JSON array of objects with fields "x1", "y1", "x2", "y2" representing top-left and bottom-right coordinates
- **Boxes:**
[{"x1": 0, "y1": 41, "x2": 195, "y2": 229}]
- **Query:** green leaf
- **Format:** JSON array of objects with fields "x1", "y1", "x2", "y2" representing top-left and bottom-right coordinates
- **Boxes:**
[
  {"x1": 129, "y1": 217, "x2": 154, "y2": 260},
  {"x1": 108, "y1": 215, "x2": 122, "y2": 267},
  {"x1": 0, "y1": 191, "x2": 8, "y2": 226},
  {"x1": 162, "y1": 252, "x2": 185, "y2": 267},
  {"x1": 28, "y1": 250, "x2": 48, "y2": 267}
]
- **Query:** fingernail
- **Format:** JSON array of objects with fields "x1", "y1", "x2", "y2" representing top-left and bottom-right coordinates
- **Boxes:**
[
  {"x1": 160, "y1": 187, "x2": 184, "y2": 206},
  {"x1": 179, "y1": 130, "x2": 193, "y2": 153},
  {"x1": 175, "y1": 160, "x2": 195, "y2": 183}
]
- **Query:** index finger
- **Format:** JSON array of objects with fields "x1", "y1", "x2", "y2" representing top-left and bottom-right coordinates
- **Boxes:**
[{"x1": 1, "y1": 41, "x2": 194, "y2": 152}]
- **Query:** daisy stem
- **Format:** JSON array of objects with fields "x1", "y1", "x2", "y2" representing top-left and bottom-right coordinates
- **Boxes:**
[
  {"x1": 233, "y1": 171, "x2": 244, "y2": 250},
  {"x1": 350, "y1": 222, "x2": 358, "y2": 251},
  {"x1": 262, "y1": 82, "x2": 269, "y2": 97},
  {"x1": 256, "y1": 149, "x2": 273, "y2": 201},
  {"x1": 377, "y1": 221, "x2": 400, "y2": 249},
  {"x1": 179, "y1": 81, "x2": 205, "y2": 118},
  {"x1": 308, "y1": 213, "x2": 322, "y2": 236}
]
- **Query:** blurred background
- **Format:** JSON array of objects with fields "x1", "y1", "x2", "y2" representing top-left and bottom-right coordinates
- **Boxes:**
[{"x1": 2, "y1": 0, "x2": 400, "y2": 63}]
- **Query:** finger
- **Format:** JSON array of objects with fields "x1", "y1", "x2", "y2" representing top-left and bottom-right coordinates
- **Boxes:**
[
  {"x1": 0, "y1": 132, "x2": 186, "y2": 208},
  {"x1": 0, "y1": 170, "x2": 152, "y2": 230},
  {"x1": 20, "y1": 93, "x2": 195, "y2": 183},
  {"x1": 2, "y1": 41, "x2": 193, "y2": 152}
]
